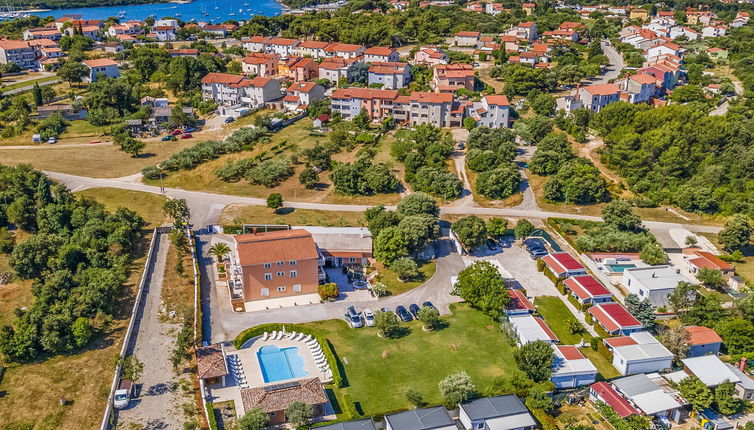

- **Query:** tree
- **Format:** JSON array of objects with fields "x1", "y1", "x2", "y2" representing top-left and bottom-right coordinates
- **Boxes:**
[
  {"x1": 526, "y1": 387, "x2": 555, "y2": 413},
  {"x1": 417, "y1": 305, "x2": 441, "y2": 330},
  {"x1": 116, "y1": 355, "x2": 145, "y2": 381},
  {"x1": 716, "y1": 318, "x2": 754, "y2": 355},
  {"x1": 639, "y1": 243, "x2": 667, "y2": 265},
  {"x1": 715, "y1": 381, "x2": 744, "y2": 415},
  {"x1": 317, "y1": 283, "x2": 339, "y2": 301},
  {"x1": 514, "y1": 341, "x2": 554, "y2": 383},
  {"x1": 285, "y1": 401, "x2": 313, "y2": 427},
  {"x1": 668, "y1": 281, "x2": 697, "y2": 316},
  {"x1": 6, "y1": 195, "x2": 37, "y2": 232},
  {"x1": 678, "y1": 375, "x2": 713, "y2": 412},
  {"x1": 0, "y1": 228, "x2": 15, "y2": 254},
  {"x1": 398, "y1": 214, "x2": 439, "y2": 255},
  {"x1": 405, "y1": 389, "x2": 425, "y2": 407},
  {"x1": 238, "y1": 408, "x2": 270, "y2": 430},
  {"x1": 438, "y1": 371, "x2": 475, "y2": 408},
  {"x1": 375, "y1": 310, "x2": 400, "y2": 338},
  {"x1": 391, "y1": 257, "x2": 419, "y2": 281},
  {"x1": 601, "y1": 200, "x2": 641, "y2": 231},
  {"x1": 685, "y1": 235, "x2": 698, "y2": 247},
  {"x1": 455, "y1": 261, "x2": 509, "y2": 319},
  {"x1": 658, "y1": 325, "x2": 690, "y2": 363},
  {"x1": 118, "y1": 137, "x2": 146, "y2": 157},
  {"x1": 464, "y1": 117, "x2": 477, "y2": 131},
  {"x1": 299, "y1": 167, "x2": 319, "y2": 189},
  {"x1": 373, "y1": 227, "x2": 409, "y2": 266},
  {"x1": 697, "y1": 268, "x2": 726, "y2": 290},
  {"x1": 266, "y1": 193, "x2": 283, "y2": 212},
  {"x1": 624, "y1": 293, "x2": 655, "y2": 329},
  {"x1": 32, "y1": 83, "x2": 43, "y2": 106},
  {"x1": 487, "y1": 218, "x2": 509, "y2": 237},
  {"x1": 453, "y1": 216, "x2": 488, "y2": 249},
  {"x1": 719, "y1": 214, "x2": 752, "y2": 251},
  {"x1": 396, "y1": 192, "x2": 439, "y2": 217},
  {"x1": 682, "y1": 294, "x2": 727, "y2": 327},
  {"x1": 514, "y1": 219, "x2": 535, "y2": 239},
  {"x1": 163, "y1": 198, "x2": 190, "y2": 225},
  {"x1": 57, "y1": 60, "x2": 87, "y2": 86},
  {"x1": 475, "y1": 164, "x2": 522, "y2": 199},
  {"x1": 208, "y1": 242, "x2": 230, "y2": 262}
]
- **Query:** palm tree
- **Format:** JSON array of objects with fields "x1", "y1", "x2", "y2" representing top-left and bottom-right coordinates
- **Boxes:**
[{"x1": 208, "y1": 242, "x2": 231, "y2": 263}]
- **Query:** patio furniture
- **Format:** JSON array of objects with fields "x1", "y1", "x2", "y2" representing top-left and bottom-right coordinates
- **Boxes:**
[
  {"x1": 270, "y1": 330, "x2": 277, "y2": 339},
  {"x1": 262, "y1": 332, "x2": 269, "y2": 341},
  {"x1": 302, "y1": 334, "x2": 312, "y2": 342},
  {"x1": 306, "y1": 339, "x2": 318, "y2": 347},
  {"x1": 294, "y1": 332, "x2": 304, "y2": 341},
  {"x1": 287, "y1": 331, "x2": 297, "y2": 339}
]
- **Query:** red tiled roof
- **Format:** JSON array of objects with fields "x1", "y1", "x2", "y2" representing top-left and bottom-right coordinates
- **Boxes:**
[
  {"x1": 686, "y1": 326, "x2": 723, "y2": 345},
  {"x1": 0, "y1": 40, "x2": 30, "y2": 50},
  {"x1": 325, "y1": 42, "x2": 364, "y2": 53},
  {"x1": 241, "y1": 377, "x2": 327, "y2": 413},
  {"x1": 484, "y1": 95, "x2": 509, "y2": 106},
  {"x1": 542, "y1": 252, "x2": 584, "y2": 275},
  {"x1": 604, "y1": 336, "x2": 638, "y2": 348},
  {"x1": 268, "y1": 37, "x2": 299, "y2": 46},
  {"x1": 507, "y1": 289, "x2": 535, "y2": 312},
  {"x1": 589, "y1": 303, "x2": 642, "y2": 333},
  {"x1": 590, "y1": 382, "x2": 639, "y2": 418},
  {"x1": 630, "y1": 73, "x2": 658, "y2": 85},
  {"x1": 201, "y1": 72, "x2": 247, "y2": 85},
  {"x1": 235, "y1": 230, "x2": 318, "y2": 266},
  {"x1": 410, "y1": 91, "x2": 453, "y2": 104},
  {"x1": 83, "y1": 58, "x2": 118, "y2": 68},
  {"x1": 243, "y1": 35, "x2": 270, "y2": 43},
  {"x1": 288, "y1": 81, "x2": 319, "y2": 94},
  {"x1": 557, "y1": 345, "x2": 585, "y2": 360},
  {"x1": 689, "y1": 251, "x2": 733, "y2": 271},
  {"x1": 582, "y1": 83, "x2": 621, "y2": 96},
  {"x1": 533, "y1": 317, "x2": 559, "y2": 342},
  {"x1": 363, "y1": 46, "x2": 395, "y2": 56},
  {"x1": 564, "y1": 275, "x2": 611, "y2": 300},
  {"x1": 299, "y1": 40, "x2": 329, "y2": 49},
  {"x1": 456, "y1": 31, "x2": 480, "y2": 37}
]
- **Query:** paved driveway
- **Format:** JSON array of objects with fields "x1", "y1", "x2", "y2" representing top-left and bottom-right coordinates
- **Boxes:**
[{"x1": 200, "y1": 238, "x2": 466, "y2": 344}]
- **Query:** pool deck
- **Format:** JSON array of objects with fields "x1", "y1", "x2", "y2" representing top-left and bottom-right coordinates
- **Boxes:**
[{"x1": 238, "y1": 334, "x2": 331, "y2": 388}]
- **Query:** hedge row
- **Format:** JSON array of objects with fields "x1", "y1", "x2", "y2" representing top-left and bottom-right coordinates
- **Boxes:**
[
  {"x1": 206, "y1": 402, "x2": 219, "y2": 430},
  {"x1": 537, "y1": 259, "x2": 566, "y2": 291},
  {"x1": 234, "y1": 323, "x2": 345, "y2": 388},
  {"x1": 529, "y1": 407, "x2": 558, "y2": 430}
]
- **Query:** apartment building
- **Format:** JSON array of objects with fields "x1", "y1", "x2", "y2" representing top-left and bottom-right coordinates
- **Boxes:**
[
  {"x1": 267, "y1": 37, "x2": 300, "y2": 58},
  {"x1": 578, "y1": 83, "x2": 621, "y2": 112},
  {"x1": 83, "y1": 58, "x2": 120, "y2": 82},
  {"x1": 454, "y1": 31, "x2": 480, "y2": 46},
  {"x1": 432, "y1": 63, "x2": 475, "y2": 92},
  {"x1": 284, "y1": 81, "x2": 325, "y2": 111},
  {"x1": 241, "y1": 53, "x2": 279, "y2": 77},
  {"x1": 0, "y1": 40, "x2": 37, "y2": 70},
  {"x1": 331, "y1": 87, "x2": 399, "y2": 121},
  {"x1": 297, "y1": 40, "x2": 330, "y2": 59},
  {"x1": 363, "y1": 46, "x2": 400, "y2": 63},
  {"x1": 288, "y1": 57, "x2": 319, "y2": 81},
  {"x1": 22, "y1": 28, "x2": 63, "y2": 41},
  {"x1": 367, "y1": 62, "x2": 411, "y2": 89},
  {"x1": 201, "y1": 72, "x2": 281, "y2": 108},
  {"x1": 403, "y1": 91, "x2": 462, "y2": 128},
  {"x1": 616, "y1": 73, "x2": 658, "y2": 104},
  {"x1": 414, "y1": 46, "x2": 448, "y2": 66},
  {"x1": 107, "y1": 21, "x2": 143, "y2": 37},
  {"x1": 465, "y1": 95, "x2": 509, "y2": 129},
  {"x1": 324, "y1": 42, "x2": 366, "y2": 59},
  {"x1": 319, "y1": 57, "x2": 359, "y2": 84},
  {"x1": 242, "y1": 35, "x2": 271, "y2": 52}
]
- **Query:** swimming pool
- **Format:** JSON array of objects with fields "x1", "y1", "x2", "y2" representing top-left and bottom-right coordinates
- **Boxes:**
[
  {"x1": 607, "y1": 263, "x2": 637, "y2": 273},
  {"x1": 257, "y1": 345, "x2": 309, "y2": 383}
]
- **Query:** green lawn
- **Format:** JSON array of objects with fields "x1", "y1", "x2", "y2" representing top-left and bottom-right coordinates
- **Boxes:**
[
  {"x1": 374, "y1": 261, "x2": 437, "y2": 296},
  {"x1": 1, "y1": 75, "x2": 58, "y2": 93},
  {"x1": 534, "y1": 296, "x2": 587, "y2": 345},
  {"x1": 76, "y1": 187, "x2": 169, "y2": 228},
  {"x1": 581, "y1": 346, "x2": 621, "y2": 380},
  {"x1": 301, "y1": 303, "x2": 517, "y2": 415}
]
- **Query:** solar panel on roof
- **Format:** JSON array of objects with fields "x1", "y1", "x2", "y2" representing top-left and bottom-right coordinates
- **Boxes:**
[{"x1": 263, "y1": 380, "x2": 300, "y2": 392}]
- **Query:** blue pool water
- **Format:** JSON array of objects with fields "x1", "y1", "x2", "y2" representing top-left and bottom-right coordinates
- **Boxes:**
[
  {"x1": 607, "y1": 263, "x2": 637, "y2": 273},
  {"x1": 257, "y1": 345, "x2": 308, "y2": 383}
]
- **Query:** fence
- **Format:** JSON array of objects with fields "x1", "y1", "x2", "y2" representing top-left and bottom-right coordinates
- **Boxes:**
[{"x1": 100, "y1": 228, "x2": 161, "y2": 430}]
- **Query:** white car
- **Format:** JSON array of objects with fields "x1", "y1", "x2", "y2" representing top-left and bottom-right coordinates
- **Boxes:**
[
  {"x1": 113, "y1": 379, "x2": 134, "y2": 409},
  {"x1": 362, "y1": 309, "x2": 375, "y2": 327}
]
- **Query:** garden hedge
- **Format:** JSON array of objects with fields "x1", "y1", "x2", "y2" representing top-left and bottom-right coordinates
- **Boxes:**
[
  {"x1": 206, "y1": 402, "x2": 218, "y2": 430},
  {"x1": 234, "y1": 323, "x2": 345, "y2": 388},
  {"x1": 593, "y1": 321, "x2": 610, "y2": 338}
]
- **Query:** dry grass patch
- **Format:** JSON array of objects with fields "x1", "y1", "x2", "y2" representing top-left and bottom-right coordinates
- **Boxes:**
[
  {"x1": 76, "y1": 188, "x2": 169, "y2": 228},
  {"x1": 219, "y1": 204, "x2": 367, "y2": 227},
  {"x1": 161, "y1": 241, "x2": 197, "y2": 319}
]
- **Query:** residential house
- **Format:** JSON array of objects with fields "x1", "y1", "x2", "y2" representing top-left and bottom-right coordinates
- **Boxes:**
[
  {"x1": 103, "y1": 42, "x2": 123, "y2": 54},
  {"x1": 83, "y1": 58, "x2": 119, "y2": 82},
  {"x1": 623, "y1": 266, "x2": 688, "y2": 308},
  {"x1": 512, "y1": 22, "x2": 538, "y2": 41},
  {"x1": 107, "y1": 22, "x2": 142, "y2": 37},
  {"x1": 505, "y1": 289, "x2": 535, "y2": 316},
  {"x1": 680, "y1": 355, "x2": 754, "y2": 400},
  {"x1": 541, "y1": 253, "x2": 587, "y2": 278},
  {"x1": 296, "y1": 40, "x2": 329, "y2": 59},
  {"x1": 202, "y1": 24, "x2": 237, "y2": 38},
  {"x1": 485, "y1": 2, "x2": 503, "y2": 15},
  {"x1": 267, "y1": 37, "x2": 301, "y2": 58},
  {"x1": 0, "y1": 40, "x2": 37, "y2": 69},
  {"x1": 686, "y1": 325, "x2": 723, "y2": 357},
  {"x1": 629, "y1": 8, "x2": 649, "y2": 21},
  {"x1": 551, "y1": 345, "x2": 598, "y2": 389},
  {"x1": 578, "y1": 83, "x2": 621, "y2": 112},
  {"x1": 646, "y1": 42, "x2": 682, "y2": 62},
  {"x1": 612, "y1": 374, "x2": 685, "y2": 422},
  {"x1": 589, "y1": 382, "x2": 640, "y2": 418},
  {"x1": 232, "y1": 229, "x2": 319, "y2": 302},
  {"x1": 402, "y1": 91, "x2": 463, "y2": 128},
  {"x1": 368, "y1": 62, "x2": 411, "y2": 89},
  {"x1": 241, "y1": 378, "x2": 328, "y2": 426},
  {"x1": 563, "y1": 275, "x2": 613, "y2": 305},
  {"x1": 284, "y1": 81, "x2": 325, "y2": 111},
  {"x1": 288, "y1": 57, "x2": 319, "y2": 81},
  {"x1": 702, "y1": 25, "x2": 727, "y2": 38},
  {"x1": 508, "y1": 314, "x2": 559, "y2": 345},
  {"x1": 500, "y1": 35, "x2": 519, "y2": 52},
  {"x1": 616, "y1": 73, "x2": 658, "y2": 103},
  {"x1": 432, "y1": 63, "x2": 475, "y2": 92},
  {"x1": 195, "y1": 343, "x2": 228, "y2": 385},
  {"x1": 589, "y1": 302, "x2": 644, "y2": 336},
  {"x1": 385, "y1": 406, "x2": 456, "y2": 430},
  {"x1": 605, "y1": 332, "x2": 673, "y2": 375},
  {"x1": 324, "y1": 42, "x2": 365, "y2": 59},
  {"x1": 331, "y1": 88, "x2": 399, "y2": 121},
  {"x1": 706, "y1": 47, "x2": 728, "y2": 60},
  {"x1": 294, "y1": 226, "x2": 372, "y2": 267},
  {"x1": 522, "y1": 2, "x2": 535, "y2": 14},
  {"x1": 314, "y1": 419, "x2": 377, "y2": 430},
  {"x1": 242, "y1": 35, "x2": 271, "y2": 52},
  {"x1": 414, "y1": 46, "x2": 448, "y2": 66},
  {"x1": 458, "y1": 395, "x2": 536, "y2": 430},
  {"x1": 542, "y1": 28, "x2": 578, "y2": 41},
  {"x1": 684, "y1": 249, "x2": 735, "y2": 276},
  {"x1": 454, "y1": 31, "x2": 481, "y2": 46},
  {"x1": 167, "y1": 48, "x2": 199, "y2": 58},
  {"x1": 23, "y1": 28, "x2": 62, "y2": 41},
  {"x1": 638, "y1": 63, "x2": 680, "y2": 90},
  {"x1": 363, "y1": 46, "x2": 400, "y2": 63},
  {"x1": 65, "y1": 25, "x2": 101, "y2": 40},
  {"x1": 466, "y1": 95, "x2": 509, "y2": 129},
  {"x1": 318, "y1": 57, "x2": 359, "y2": 84},
  {"x1": 36, "y1": 104, "x2": 87, "y2": 120},
  {"x1": 153, "y1": 25, "x2": 176, "y2": 41},
  {"x1": 201, "y1": 73, "x2": 281, "y2": 109}
]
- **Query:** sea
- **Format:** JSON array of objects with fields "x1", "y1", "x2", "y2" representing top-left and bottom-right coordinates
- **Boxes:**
[{"x1": 29, "y1": 0, "x2": 283, "y2": 23}]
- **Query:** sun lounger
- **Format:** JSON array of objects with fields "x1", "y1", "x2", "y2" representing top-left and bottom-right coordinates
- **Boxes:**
[
  {"x1": 262, "y1": 332, "x2": 269, "y2": 341},
  {"x1": 302, "y1": 334, "x2": 312, "y2": 342},
  {"x1": 287, "y1": 331, "x2": 296, "y2": 339},
  {"x1": 294, "y1": 332, "x2": 304, "y2": 341},
  {"x1": 270, "y1": 330, "x2": 277, "y2": 339}
]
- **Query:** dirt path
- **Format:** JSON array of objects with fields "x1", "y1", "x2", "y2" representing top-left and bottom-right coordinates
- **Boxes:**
[
  {"x1": 575, "y1": 135, "x2": 633, "y2": 198},
  {"x1": 116, "y1": 234, "x2": 186, "y2": 429}
]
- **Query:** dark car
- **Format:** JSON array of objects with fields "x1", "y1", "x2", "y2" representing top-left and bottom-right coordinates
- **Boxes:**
[
  {"x1": 529, "y1": 248, "x2": 548, "y2": 259},
  {"x1": 183, "y1": 127, "x2": 196, "y2": 133},
  {"x1": 395, "y1": 305, "x2": 413, "y2": 322},
  {"x1": 524, "y1": 238, "x2": 545, "y2": 250},
  {"x1": 486, "y1": 238, "x2": 498, "y2": 250},
  {"x1": 161, "y1": 135, "x2": 176, "y2": 141},
  {"x1": 409, "y1": 303, "x2": 421, "y2": 318},
  {"x1": 224, "y1": 116, "x2": 235, "y2": 123},
  {"x1": 422, "y1": 301, "x2": 436, "y2": 312}
]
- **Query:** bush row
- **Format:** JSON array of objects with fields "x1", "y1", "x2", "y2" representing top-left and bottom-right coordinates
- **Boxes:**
[
  {"x1": 206, "y1": 402, "x2": 219, "y2": 430},
  {"x1": 234, "y1": 323, "x2": 345, "y2": 388}
]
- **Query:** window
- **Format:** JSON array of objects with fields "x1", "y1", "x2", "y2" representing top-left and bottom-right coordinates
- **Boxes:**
[
  {"x1": 264, "y1": 263, "x2": 271, "y2": 268},
  {"x1": 264, "y1": 273, "x2": 272, "y2": 281},
  {"x1": 261, "y1": 288, "x2": 269, "y2": 296},
  {"x1": 293, "y1": 284, "x2": 301, "y2": 292},
  {"x1": 290, "y1": 270, "x2": 297, "y2": 278},
  {"x1": 277, "y1": 271, "x2": 285, "y2": 277},
  {"x1": 349, "y1": 257, "x2": 357, "y2": 263},
  {"x1": 276, "y1": 261, "x2": 284, "y2": 266},
  {"x1": 277, "y1": 286, "x2": 286, "y2": 292},
  {"x1": 289, "y1": 260, "x2": 296, "y2": 266}
]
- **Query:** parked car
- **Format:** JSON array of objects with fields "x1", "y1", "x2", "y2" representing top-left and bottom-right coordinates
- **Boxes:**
[
  {"x1": 344, "y1": 306, "x2": 363, "y2": 328},
  {"x1": 457, "y1": 142, "x2": 465, "y2": 150},
  {"x1": 113, "y1": 379, "x2": 135, "y2": 409},
  {"x1": 422, "y1": 301, "x2": 436, "y2": 312},
  {"x1": 224, "y1": 116, "x2": 235, "y2": 123},
  {"x1": 409, "y1": 303, "x2": 421, "y2": 318},
  {"x1": 182, "y1": 127, "x2": 196, "y2": 133},
  {"x1": 529, "y1": 248, "x2": 548, "y2": 259},
  {"x1": 362, "y1": 309, "x2": 375, "y2": 327},
  {"x1": 380, "y1": 307, "x2": 392, "y2": 314},
  {"x1": 48, "y1": 137, "x2": 56, "y2": 144},
  {"x1": 524, "y1": 238, "x2": 545, "y2": 251},
  {"x1": 396, "y1": 305, "x2": 412, "y2": 322},
  {"x1": 486, "y1": 238, "x2": 498, "y2": 250},
  {"x1": 170, "y1": 129, "x2": 182, "y2": 136},
  {"x1": 180, "y1": 133, "x2": 193, "y2": 139},
  {"x1": 161, "y1": 135, "x2": 176, "y2": 141}
]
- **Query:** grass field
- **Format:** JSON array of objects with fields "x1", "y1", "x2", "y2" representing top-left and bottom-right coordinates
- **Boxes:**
[
  {"x1": 301, "y1": 303, "x2": 517, "y2": 414},
  {"x1": 0, "y1": 139, "x2": 197, "y2": 177},
  {"x1": 0, "y1": 120, "x2": 111, "y2": 147},
  {"x1": 76, "y1": 188, "x2": 169, "y2": 228},
  {"x1": 373, "y1": 261, "x2": 437, "y2": 296},
  {"x1": 0, "y1": 75, "x2": 58, "y2": 92},
  {"x1": 219, "y1": 204, "x2": 368, "y2": 227},
  {"x1": 534, "y1": 296, "x2": 588, "y2": 345},
  {"x1": 144, "y1": 120, "x2": 404, "y2": 206}
]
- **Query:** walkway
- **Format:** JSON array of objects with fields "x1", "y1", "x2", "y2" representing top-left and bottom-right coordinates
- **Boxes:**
[{"x1": 116, "y1": 233, "x2": 186, "y2": 429}]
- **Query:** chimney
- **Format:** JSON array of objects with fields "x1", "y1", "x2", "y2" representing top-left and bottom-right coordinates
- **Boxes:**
[{"x1": 740, "y1": 357, "x2": 747, "y2": 372}]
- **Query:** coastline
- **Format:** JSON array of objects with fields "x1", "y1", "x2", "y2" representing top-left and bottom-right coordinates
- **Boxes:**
[{"x1": 15, "y1": 8, "x2": 52, "y2": 13}]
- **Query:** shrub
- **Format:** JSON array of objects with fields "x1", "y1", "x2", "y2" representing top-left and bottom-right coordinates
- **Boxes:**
[
  {"x1": 318, "y1": 283, "x2": 339, "y2": 301},
  {"x1": 141, "y1": 165, "x2": 162, "y2": 180},
  {"x1": 391, "y1": 257, "x2": 419, "y2": 281},
  {"x1": 439, "y1": 371, "x2": 476, "y2": 408},
  {"x1": 375, "y1": 310, "x2": 401, "y2": 338}
]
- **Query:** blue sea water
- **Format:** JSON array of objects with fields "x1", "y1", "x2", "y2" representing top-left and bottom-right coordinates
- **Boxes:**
[
  {"x1": 257, "y1": 344, "x2": 309, "y2": 383},
  {"x1": 31, "y1": 0, "x2": 282, "y2": 23}
]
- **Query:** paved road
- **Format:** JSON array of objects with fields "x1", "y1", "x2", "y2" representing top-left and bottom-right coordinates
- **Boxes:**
[
  {"x1": 200, "y1": 237, "x2": 466, "y2": 343},
  {"x1": 2, "y1": 78, "x2": 60, "y2": 95},
  {"x1": 594, "y1": 42, "x2": 624, "y2": 85},
  {"x1": 46, "y1": 171, "x2": 723, "y2": 236},
  {"x1": 117, "y1": 233, "x2": 185, "y2": 429}
]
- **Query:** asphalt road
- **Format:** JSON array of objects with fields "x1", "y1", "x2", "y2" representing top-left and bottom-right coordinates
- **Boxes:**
[{"x1": 595, "y1": 41, "x2": 625, "y2": 84}]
